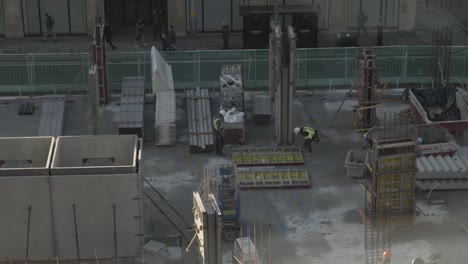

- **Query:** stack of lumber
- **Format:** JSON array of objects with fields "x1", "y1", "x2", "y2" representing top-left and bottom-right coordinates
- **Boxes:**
[
  {"x1": 155, "y1": 91, "x2": 176, "y2": 145},
  {"x1": 186, "y1": 88, "x2": 213, "y2": 153}
]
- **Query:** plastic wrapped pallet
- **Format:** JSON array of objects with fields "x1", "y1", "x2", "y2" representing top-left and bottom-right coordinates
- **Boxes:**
[
  {"x1": 155, "y1": 91, "x2": 176, "y2": 145},
  {"x1": 151, "y1": 46, "x2": 174, "y2": 93}
]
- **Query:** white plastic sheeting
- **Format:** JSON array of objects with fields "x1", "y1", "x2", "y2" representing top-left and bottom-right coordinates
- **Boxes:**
[{"x1": 151, "y1": 46, "x2": 174, "y2": 93}]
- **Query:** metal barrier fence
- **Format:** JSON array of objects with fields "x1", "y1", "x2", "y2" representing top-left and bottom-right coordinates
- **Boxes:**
[{"x1": 1, "y1": 46, "x2": 468, "y2": 94}]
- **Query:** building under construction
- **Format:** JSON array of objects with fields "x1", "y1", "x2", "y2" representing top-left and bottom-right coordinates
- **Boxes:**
[{"x1": 2, "y1": 4, "x2": 468, "y2": 264}]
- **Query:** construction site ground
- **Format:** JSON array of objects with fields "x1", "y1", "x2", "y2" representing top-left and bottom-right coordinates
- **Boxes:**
[{"x1": 1, "y1": 89, "x2": 468, "y2": 264}]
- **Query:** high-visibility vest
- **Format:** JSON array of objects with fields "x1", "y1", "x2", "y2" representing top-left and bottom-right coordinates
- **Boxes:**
[
  {"x1": 213, "y1": 118, "x2": 224, "y2": 131},
  {"x1": 303, "y1": 127, "x2": 316, "y2": 140}
]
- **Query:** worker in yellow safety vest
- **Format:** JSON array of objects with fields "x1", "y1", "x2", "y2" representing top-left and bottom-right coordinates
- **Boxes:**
[
  {"x1": 213, "y1": 110, "x2": 226, "y2": 156},
  {"x1": 294, "y1": 126, "x2": 319, "y2": 155}
]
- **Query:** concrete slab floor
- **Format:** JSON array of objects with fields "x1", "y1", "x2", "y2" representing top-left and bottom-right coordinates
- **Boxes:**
[{"x1": 1, "y1": 91, "x2": 468, "y2": 264}]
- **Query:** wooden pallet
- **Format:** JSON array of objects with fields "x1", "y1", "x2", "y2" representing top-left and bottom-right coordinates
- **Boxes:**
[
  {"x1": 236, "y1": 167, "x2": 310, "y2": 189},
  {"x1": 232, "y1": 147, "x2": 304, "y2": 167},
  {"x1": 38, "y1": 95, "x2": 66, "y2": 137}
]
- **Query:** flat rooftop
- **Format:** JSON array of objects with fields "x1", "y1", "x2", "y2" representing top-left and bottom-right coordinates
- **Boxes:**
[{"x1": 0, "y1": 90, "x2": 467, "y2": 263}]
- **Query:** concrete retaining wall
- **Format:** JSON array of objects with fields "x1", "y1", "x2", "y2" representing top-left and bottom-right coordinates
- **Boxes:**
[{"x1": 0, "y1": 135, "x2": 143, "y2": 261}]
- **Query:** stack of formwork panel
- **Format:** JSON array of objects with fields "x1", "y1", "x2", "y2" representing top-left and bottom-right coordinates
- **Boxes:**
[
  {"x1": 155, "y1": 91, "x2": 176, "y2": 145},
  {"x1": 416, "y1": 154, "x2": 468, "y2": 190},
  {"x1": 119, "y1": 77, "x2": 145, "y2": 138},
  {"x1": 38, "y1": 95, "x2": 66, "y2": 137},
  {"x1": 187, "y1": 88, "x2": 214, "y2": 153}
]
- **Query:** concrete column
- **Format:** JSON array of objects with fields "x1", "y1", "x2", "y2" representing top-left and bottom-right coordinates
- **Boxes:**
[
  {"x1": 86, "y1": 0, "x2": 97, "y2": 36},
  {"x1": 3, "y1": 0, "x2": 24, "y2": 38},
  {"x1": 399, "y1": 0, "x2": 417, "y2": 31},
  {"x1": 85, "y1": 0, "x2": 105, "y2": 36},
  {"x1": 168, "y1": 0, "x2": 186, "y2": 36},
  {"x1": 328, "y1": 0, "x2": 347, "y2": 33}
]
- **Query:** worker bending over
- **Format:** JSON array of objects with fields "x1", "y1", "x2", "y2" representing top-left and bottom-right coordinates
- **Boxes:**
[
  {"x1": 213, "y1": 110, "x2": 226, "y2": 156},
  {"x1": 294, "y1": 126, "x2": 319, "y2": 155}
]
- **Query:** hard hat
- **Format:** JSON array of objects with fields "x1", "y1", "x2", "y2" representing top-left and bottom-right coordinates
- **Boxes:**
[
  {"x1": 219, "y1": 110, "x2": 226, "y2": 116},
  {"x1": 294, "y1": 127, "x2": 300, "y2": 135},
  {"x1": 383, "y1": 250, "x2": 391, "y2": 259},
  {"x1": 412, "y1": 257, "x2": 425, "y2": 264}
]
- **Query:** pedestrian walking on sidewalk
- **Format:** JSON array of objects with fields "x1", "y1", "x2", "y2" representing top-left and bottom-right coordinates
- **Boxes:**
[
  {"x1": 152, "y1": 10, "x2": 161, "y2": 41},
  {"x1": 357, "y1": 9, "x2": 368, "y2": 37},
  {"x1": 41, "y1": 13, "x2": 58, "y2": 42},
  {"x1": 135, "y1": 19, "x2": 146, "y2": 47},
  {"x1": 221, "y1": 21, "x2": 230, "y2": 49},
  {"x1": 104, "y1": 19, "x2": 117, "y2": 50},
  {"x1": 167, "y1": 25, "x2": 176, "y2": 51}
]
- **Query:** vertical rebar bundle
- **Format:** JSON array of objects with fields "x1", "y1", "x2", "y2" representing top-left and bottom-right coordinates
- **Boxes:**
[
  {"x1": 430, "y1": 26, "x2": 453, "y2": 87},
  {"x1": 364, "y1": 113, "x2": 417, "y2": 264},
  {"x1": 271, "y1": 23, "x2": 295, "y2": 145},
  {"x1": 356, "y1": 49, "x2": 379, "y2": 130}
]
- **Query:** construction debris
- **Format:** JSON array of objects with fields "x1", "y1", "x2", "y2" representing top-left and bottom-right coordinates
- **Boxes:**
[
  {"x1": 155, "y1": 91, "x2": 176, "y2": 145},
  {"x1": 232, "y1": 147, "x2": 304, "y2": 167},
  {"x1": 187, "y1": 88, "x2": 214, "y2": 153},
  {"x1": 220, "y1": 65, "x2": 243, "y2": 111},
  {"x1": 409, "y1": 88, "x2": 468, "y2": 135},
  {"x1": 118, "y1": 77, "x2": 145, "y2": 138},
  {"x1": 236, "y1": 167, "x2": 310, "y2": 189}
]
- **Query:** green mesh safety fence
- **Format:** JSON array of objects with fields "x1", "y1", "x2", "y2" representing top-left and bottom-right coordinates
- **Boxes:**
[{"x1": 1, "y1": 46, "x2": 468, "y2": 94}]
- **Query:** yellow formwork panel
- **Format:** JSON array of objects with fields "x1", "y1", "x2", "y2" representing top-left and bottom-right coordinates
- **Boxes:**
[{"x1": 236, "y1": 168, "x2": 309, "y2": 188}]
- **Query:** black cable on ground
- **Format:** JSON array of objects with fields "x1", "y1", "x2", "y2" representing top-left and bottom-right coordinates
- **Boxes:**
[
  {"x1": 144, "y1": 177, "x2": 191, "y2": 227},
  {"x1": 144, "y1": 192, "x2": 190, "y2": 242}
]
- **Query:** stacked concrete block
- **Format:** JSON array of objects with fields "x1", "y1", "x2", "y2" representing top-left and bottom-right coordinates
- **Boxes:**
[
  {"x1": 416, "y1": 154, "x2": 468, "y2": 190},
  {"x1": 155, "y1": 91, "x2": 176, "y2": 145}
]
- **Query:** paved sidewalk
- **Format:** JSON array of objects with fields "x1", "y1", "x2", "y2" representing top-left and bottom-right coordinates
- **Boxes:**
[{"x1": 0, "y1": 0, "x2": 467, "y2": 54}]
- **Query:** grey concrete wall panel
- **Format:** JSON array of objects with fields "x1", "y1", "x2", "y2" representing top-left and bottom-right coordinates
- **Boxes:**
[
  {"x1": 51, "y1": 135, "x2": 138, "y2": 175},
  {"x1": 0, "y1": 176, "x2": 53, "y2": 259},
  {"x1": 51, "y1": 174, "x2": 142, "y2": 257},
  {"x1": 0, "y1": 137, "x2": 54, "y2": 176},
  {"x1": 0, "y1": 135, "x2": 143, "y2": 260}
]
